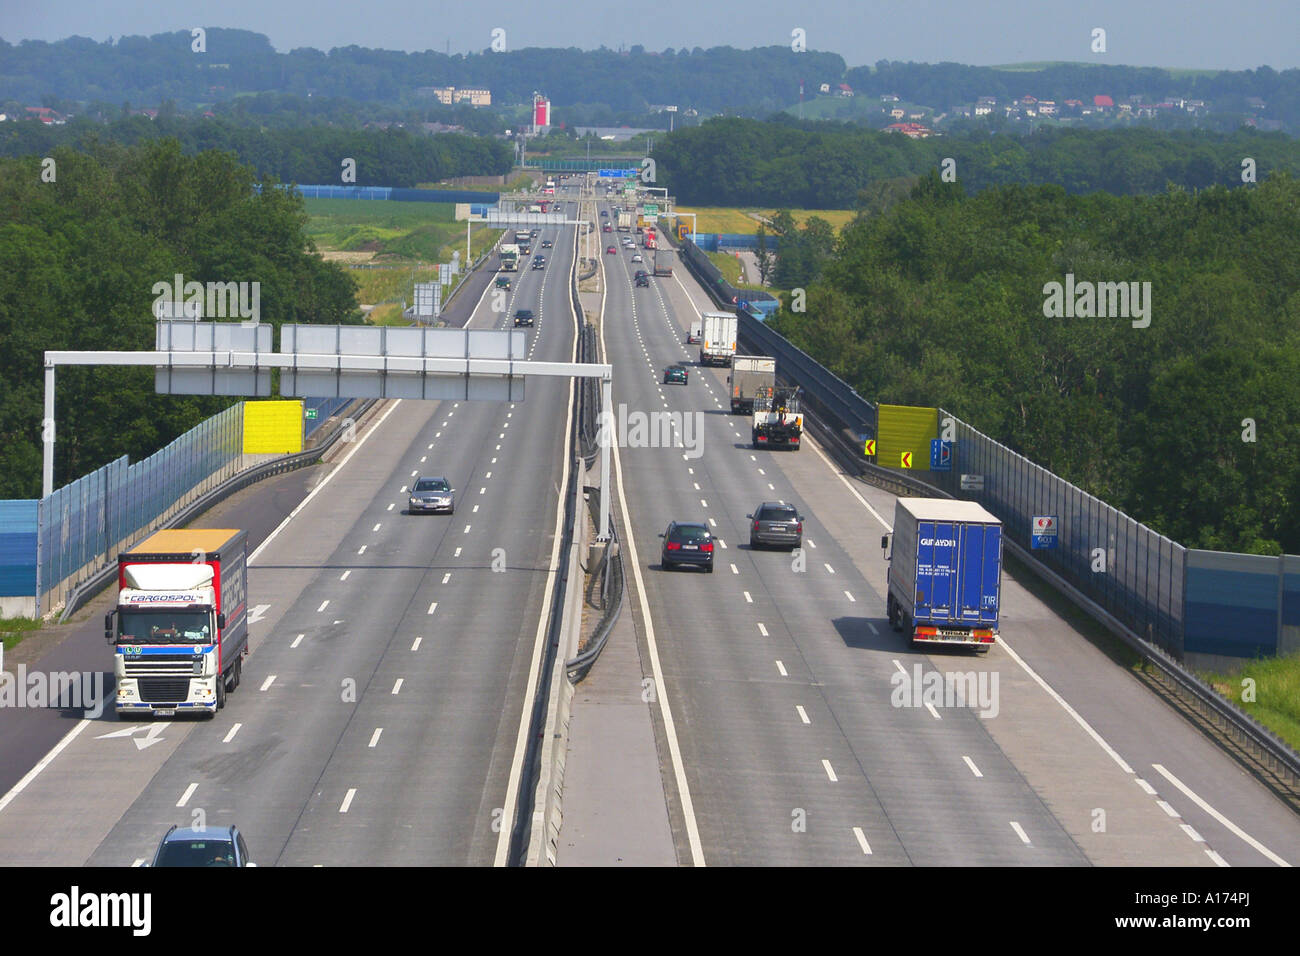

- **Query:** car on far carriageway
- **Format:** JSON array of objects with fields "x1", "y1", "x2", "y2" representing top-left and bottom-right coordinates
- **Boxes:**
[
  {"x1": 409, "y1": 476, "x2": 455, "y2": 515},
  {"x1": 663, "y1": 365, "x2": 688, "y2": 385},
  {"x1": 660, "y1": 521, "x2": 714, "y2": 572},
  {"x1": 747, "y1": 501, "x2": 804, "y2": 550},
  {"x1": 150, "y1": 825, "x2": 254, "y2": 867}
]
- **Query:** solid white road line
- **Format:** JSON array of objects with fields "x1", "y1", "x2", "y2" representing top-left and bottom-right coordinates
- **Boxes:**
[
  {"x1": 495, "y1": 249, "x2": 586, "y2": 868},
  {"x1": 223, "y1": 723, "x2": 242, "y2": 744},
  {"x1": 249, "y1": 399, "x2": 402, "y2": 566},
  {"x1": 0, "y1": 717, "x2": 92, "y2": 816},
  {"x1": 176, "y1": 783, "x2": 197, "y2": 807},
  {"x1": 1010, "y1": 821, "x2": 1031, "y2": 844},
  {"x1": 924, "y1": 702, "x2": 942, "y2": 720},
  {"x1": 775, "y1": 660, "x2": 788, "y2": 676},
  {"x1": 822, "y1": 759, "x2": 838, "y2": 782},
  {"x1": 291, "y1": 633, "x2": 304, "y2": 648},
  {"x1": 391, "y1": 679, "x2": 403, "y2": 695},
  {"x1": 1152, "y1": 763, "x2": 1290, "y2": 866},
  {"x1": 411, "y1": 637, "x2": 422, "y2": 651},
  {"x1": 368, "y1": 729, "x2": 382, "y2": 748},
  {"x1": 427, "y1": 602, "x2": 438, "y2": 615},
  {"x1": 796, "y1": 705, "x2": 810, "y2": 724},
  {"x1": 963, "y1": 756, "x2": 983, "y2": 778},
  {"x1": 259, "y1": 675, "x2": 276, "y2": 691},
  {"x1": 339, "y1": 788, "x2": 356, "y2": 813}
]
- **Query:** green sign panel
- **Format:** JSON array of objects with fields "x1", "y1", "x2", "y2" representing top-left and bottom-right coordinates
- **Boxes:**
[
  {"x1": 643, "y1": 203, "x2": 659, "y2": 215},
  {"x1": 305, "y1": 408, "x2": 318, "y2": 420}
]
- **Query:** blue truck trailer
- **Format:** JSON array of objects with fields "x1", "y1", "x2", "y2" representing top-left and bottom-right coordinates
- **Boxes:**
[{"x1": 882, "y1": 498, "x2": 1002, "y2": 651}]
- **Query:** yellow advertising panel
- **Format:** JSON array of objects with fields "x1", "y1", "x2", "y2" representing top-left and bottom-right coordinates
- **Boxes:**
[
  {"x1": 877, "y1": 404, "x2": 937, "y2": 471},
  {"x1": 243, "y1": 400, "x2": 304, "y2": 454}
]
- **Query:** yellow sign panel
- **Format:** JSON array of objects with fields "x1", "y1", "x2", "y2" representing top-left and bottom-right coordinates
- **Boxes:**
[
  {"x1": 864, "y1": 439, "x2": 876, "y2": 456},
  {"x1": 243, "y1": 400, "x2": 304, "y2": 454},
  {"x1": 878, "y1": 404, "x2": 938, "y2": 472}
]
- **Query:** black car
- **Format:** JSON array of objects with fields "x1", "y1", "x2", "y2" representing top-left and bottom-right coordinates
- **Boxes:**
[
  {"x1": 150, "y1": 825, "x2": 253, "y2": 867},
  {"x1": 530, "y1": 229, "x2": 539, "y2": 237},
  {"x1": 748, "y1": 501, "x2": 804, "y2": 550},
  {"x1": 634, "y1": 269, "x2": 648, "y2": 279},
  {"x1": 513, "y1": 309, "x2": 535, "y2": 327},
  {"x1": 600, "y1": 210, "x2": 608, "y2": 217},
  {"x1": 635, "y1": 275, "x2": 650, "y2": 288},
  {"x1": 664, "y1": 365, "x2": 688, "y2": 385},
  {"x1": 660, "y1": 522, "x2": 714, "y2": 572},
  {"x1": 542, "y1": 239, "x2": 553, "y2": 248}
]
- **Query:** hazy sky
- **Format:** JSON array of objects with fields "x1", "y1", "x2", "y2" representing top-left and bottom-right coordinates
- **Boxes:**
[{"x1": 7, "y1": 0, "x2": 1297, "y2": 71}]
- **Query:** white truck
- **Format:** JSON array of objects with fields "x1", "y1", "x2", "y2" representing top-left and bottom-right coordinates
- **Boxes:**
[
  {"x1": 617, "y1": 209, "x2": 634, "y2": 232},
  {"x1": 699, "y1": 311, "x2": 738, "y2": 367},
  {"x1": 728, "y1": 355, "x2": 776, "y2": 414},
  {"x1": 106, "y1": 528, "x2": 249, "y2": 718}
]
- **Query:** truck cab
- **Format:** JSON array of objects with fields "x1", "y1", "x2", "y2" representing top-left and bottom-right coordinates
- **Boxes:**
[{"x1": 107, "y1": 529, "x2": 249, "y2": 718}]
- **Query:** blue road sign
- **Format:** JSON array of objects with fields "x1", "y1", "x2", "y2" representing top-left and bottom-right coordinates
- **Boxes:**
[{"x1": 930, "y1": 439, "x2": 953, "y2": 472}]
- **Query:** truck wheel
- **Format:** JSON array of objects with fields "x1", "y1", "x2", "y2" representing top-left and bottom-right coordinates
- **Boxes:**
[
  {"x1": 228, "y1": 657, "x2": 242, "y2": 692},
  {"x1": 216, "y1": 676, "x2": 226, "y2": 712}
]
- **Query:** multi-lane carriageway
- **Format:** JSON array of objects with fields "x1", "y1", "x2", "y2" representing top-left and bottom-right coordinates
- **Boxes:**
[{"x1": 0, "y1": 181, "x2": 1296, "y2": 867}]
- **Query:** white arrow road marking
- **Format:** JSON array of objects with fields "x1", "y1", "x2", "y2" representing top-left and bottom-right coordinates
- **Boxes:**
[
  {"x1": 134, "y1": 723, "x2": 167, "y2": 751},
  {"x1": 248, "y1": 604, "x2": 271, "y2": 624},
  {"x1": 96, "y1": 723, "x2": 170, "y2": 750}
]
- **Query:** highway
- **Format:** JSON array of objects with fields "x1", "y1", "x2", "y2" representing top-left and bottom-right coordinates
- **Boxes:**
[
  {"x1": 0, "y1": 196, "x2": 582, "y2": 866},
  {"x1": 1, "y1": 180, "x2": 1297, "y2": 868},
  {"x1": 587, "y1": 192, "x2": 1300, "y2": 867}
]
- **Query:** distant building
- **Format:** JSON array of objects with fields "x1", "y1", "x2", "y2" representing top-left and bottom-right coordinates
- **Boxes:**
[
  {"x1": 819, "y1": 83, "x2": 831, "y2": 94},
  {"x1": 883, "y1": 122, "x2": 932, "y2": 138},
  {"x1": 419, "y1": 86, "x2": 491, "y2": 106},
  {"x1": 837, "y1": 84, "x2": 854, "y2": 97},
  {"x1": 1094, "y1": 95, "x2": 1114, "y2": 108},
  {"x1": 889, "y1": 107, "x2": 905, "y2": 119},
  {"x1": 25, "y1": 106, "x2": 66, "y2": 125},
  {"x1": 881, "y1": 93, "x2": 900, "y2": 102},
  {"x1": 1037, "y1": 100, "x2": 1057, "y2": 115}
]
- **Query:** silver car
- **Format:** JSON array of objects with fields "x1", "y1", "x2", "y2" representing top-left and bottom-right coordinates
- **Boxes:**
[
  {"x1": 748, "y1": 501, "x2": 803, "y2": 550},
  {"x1": 409, "y1": 476, "x2": 454, "y2": 514}
]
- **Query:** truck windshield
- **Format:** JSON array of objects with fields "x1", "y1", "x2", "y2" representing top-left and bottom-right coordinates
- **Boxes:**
[{"x1": 118, "y1": 610, "x2": 213, "y2": 644}]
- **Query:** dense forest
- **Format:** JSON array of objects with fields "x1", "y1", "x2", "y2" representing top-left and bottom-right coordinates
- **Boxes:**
[
  {"x1": 4, "y1": 29, "x2": 1299, "y2": 127},
  {"x1": 0, "y1": 116, "x2": 513, "y2": 186},
  {"x1": 770, "y1": 171, "x2": 1300, "y2": 555},
  {"x1": 656, "y1": 117, "x2": 1300, "y2": 207},
  {"x1": 0, "y1": 141, "x2": 362, "y2": 499},
  {"x1": 0, "y1": 30, "x2": 846, "y2": 118}
]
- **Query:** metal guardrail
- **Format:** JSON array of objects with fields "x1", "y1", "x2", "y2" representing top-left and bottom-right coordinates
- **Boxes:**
[
  {"x1": 56, "y1": 400, "x2": 377, "y2": 624},
  {"x1": 567, "y1": 523, "x2": 624, "y2": 684}
]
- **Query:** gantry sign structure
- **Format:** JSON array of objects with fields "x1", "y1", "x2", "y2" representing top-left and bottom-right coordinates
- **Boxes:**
[{"x1": 43, "y1": 320, "x2": 615, "y2": 540}]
